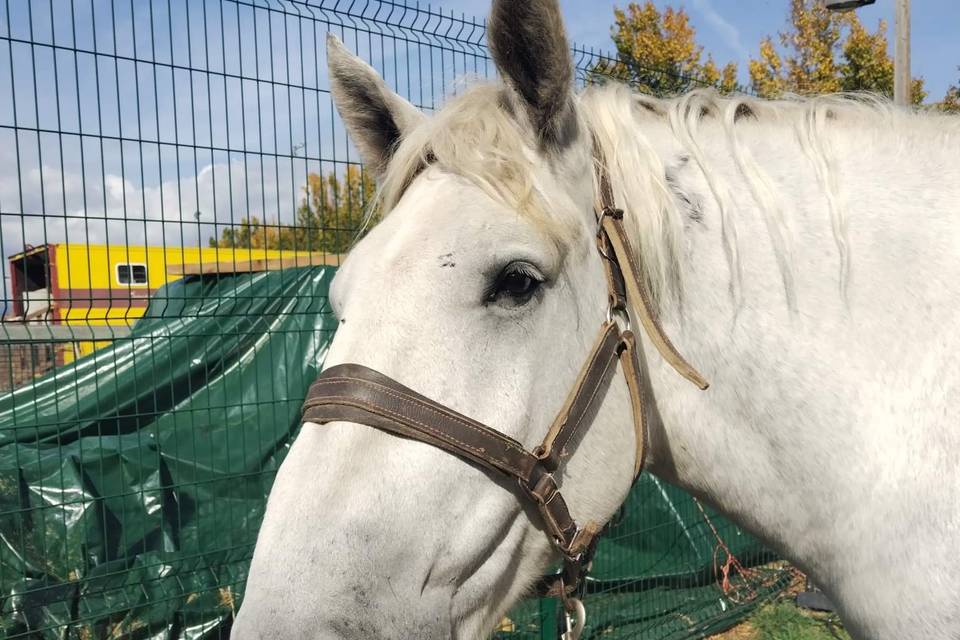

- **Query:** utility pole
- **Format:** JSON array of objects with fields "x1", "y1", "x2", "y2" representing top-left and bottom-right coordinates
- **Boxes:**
[
  {"x1": 894, "y1": 0, "x2": 911, "y2": 106},
  {"x1": 826, "y1": 0, "x2": 910, "y2": 105}
]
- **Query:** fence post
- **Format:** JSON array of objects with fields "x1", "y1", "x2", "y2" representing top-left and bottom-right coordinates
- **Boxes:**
[{"x1": 539, "y1": 597, "x2": 560, "y2": 640}]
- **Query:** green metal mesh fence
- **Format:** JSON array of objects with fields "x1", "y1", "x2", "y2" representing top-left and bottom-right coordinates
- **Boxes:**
[{"x1": 0, "y1": 0, "x2": 789, "y2": 637}]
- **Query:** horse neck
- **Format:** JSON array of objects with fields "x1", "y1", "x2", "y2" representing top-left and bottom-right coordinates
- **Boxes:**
[
  {"x1": 588, "y1": 91, "x2": 960, "y2": 638},
  {"x1": 613, "y1": 105, "x2": 865, "y2": 581}
]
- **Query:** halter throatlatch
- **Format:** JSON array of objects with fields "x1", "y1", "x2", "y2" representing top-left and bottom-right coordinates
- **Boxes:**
[{"x1": 300, "y1": 146, "x2": 709, "y2": 631}]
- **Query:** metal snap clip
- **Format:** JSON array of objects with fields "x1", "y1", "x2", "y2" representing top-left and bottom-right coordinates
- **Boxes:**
[{"x1": 561, "y1": 597, "x2": 587, "y2": 640}]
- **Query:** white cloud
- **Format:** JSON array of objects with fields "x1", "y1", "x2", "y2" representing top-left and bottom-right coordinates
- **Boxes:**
[
  {"x1": 0, "y1": 140, "x2": 329, "y2": 302},
  {"x1": 1, "y1": 154, "x2": 311, "y2": 244}
]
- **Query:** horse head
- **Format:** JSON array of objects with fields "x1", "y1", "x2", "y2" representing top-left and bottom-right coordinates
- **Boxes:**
[{"x1": 232, "y1": 1, "x2": 646, "y2": 637}]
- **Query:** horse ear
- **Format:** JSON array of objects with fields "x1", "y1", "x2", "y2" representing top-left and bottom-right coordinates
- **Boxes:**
[
  {"x1": 488, "y1": 0, "x2": 577, "y2": 150},
  {"x1": 326, "y1": 34, "x2": 425, "y2": 177}
]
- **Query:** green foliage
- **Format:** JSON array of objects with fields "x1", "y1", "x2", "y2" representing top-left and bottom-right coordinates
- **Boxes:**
[
  {"x1": 211, "y1": 166, "x2": 377, "y2": 253},
  {"x1": 597, "y1": 2, "x2": 740, "y2": 95},
  {"x1": 939, "y1": 68, "x2": 960, "y2": 113},
  {"x1": 840, "y1": 16, "x2": 926, "y2": 103},
  {"x1": 751, "y1": 0, "x2": 843, "y2": 96},
  {"x1": 295, "y1": 165, "x2": 378, "y2": 254},
  {"x1": 600, "y1": 0, "x2": 944, "y2": 105},
  {"x1": 749, "y1": 0, "x2": 926, "y2": 103}
]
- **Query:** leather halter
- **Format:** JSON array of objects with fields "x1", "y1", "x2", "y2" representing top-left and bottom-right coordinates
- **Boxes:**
[{"x1": 301, "y1": 149, "x2": 709, "y2": 608}]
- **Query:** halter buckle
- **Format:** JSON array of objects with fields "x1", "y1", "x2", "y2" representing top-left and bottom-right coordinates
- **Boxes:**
[
  {"x1": 601, "y1": 206, "x2": 624, "y2": 221},
  {"x1": 595, "y1": 206, "x2": 623, "y2": 241}
]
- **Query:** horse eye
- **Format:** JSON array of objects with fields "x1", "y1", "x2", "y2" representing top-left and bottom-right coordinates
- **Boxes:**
[
  {"x1": 488, "y1": 263, "x2": 543, "y2": 305},
  {"x1": 501, "y1": 272, "x2": 536, "y2": 296}
]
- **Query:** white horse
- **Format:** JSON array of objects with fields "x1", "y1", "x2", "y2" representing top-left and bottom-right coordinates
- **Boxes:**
[{"x1": 232, "y1": 1, "x2": 960, "y2": 638}]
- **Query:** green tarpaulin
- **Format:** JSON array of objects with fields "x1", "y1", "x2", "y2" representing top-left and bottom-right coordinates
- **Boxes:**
[{"x1": 0, "y1": 267, "x2": 785, "y2": 639}]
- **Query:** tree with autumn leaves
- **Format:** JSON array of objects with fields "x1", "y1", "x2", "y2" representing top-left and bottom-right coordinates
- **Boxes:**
[
  {"x1": 294, "y1": 167, "x2": 377, "y2": 253},
  {"x1": 749, "y1": 0, "x2": 925, "y2": 103},
  {"x1": 941, "y1": 69, "x2": 960, "y2": 113},
  {"x1": 211, "y1": 165, "x2": 376, "y2": 253},
  {"x1": 605, "y1": 0, "x2": 954, "y2": 109},
  {"x1": 597, "y1": 2, "x2": 739, "y2": 94}
]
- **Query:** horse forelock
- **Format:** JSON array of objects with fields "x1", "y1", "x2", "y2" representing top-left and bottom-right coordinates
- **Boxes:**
[{"x1": 377, "y1": 84, "x2": 573, "y2": 246}]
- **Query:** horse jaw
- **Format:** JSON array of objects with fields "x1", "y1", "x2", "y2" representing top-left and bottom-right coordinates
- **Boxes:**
[{"x1": 233, "y1": 168, "x2": 639, "y2": 639}]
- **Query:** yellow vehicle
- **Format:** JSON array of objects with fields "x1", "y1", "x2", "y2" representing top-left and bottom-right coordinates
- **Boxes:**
[{"x1": 7, "y1": 243, "x2": 337, "y2": 363}]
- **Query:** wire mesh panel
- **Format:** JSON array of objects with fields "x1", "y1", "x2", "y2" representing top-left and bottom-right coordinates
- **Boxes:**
[{"x1": 0, "y1": 0, "x2": 786, "y2": 638}]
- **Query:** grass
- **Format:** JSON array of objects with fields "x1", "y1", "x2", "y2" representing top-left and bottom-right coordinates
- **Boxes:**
[{"x1": 710, "y1": 599, "x2": 851, "y2": 640}]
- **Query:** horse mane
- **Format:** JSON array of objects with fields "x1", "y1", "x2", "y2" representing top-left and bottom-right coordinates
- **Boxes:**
[
  {"x1": 377, "y1": 80, "x2": 960, "y2": 307},
  {"x1": 589, "y1": 86, "x2": 959, "y2": 307}
]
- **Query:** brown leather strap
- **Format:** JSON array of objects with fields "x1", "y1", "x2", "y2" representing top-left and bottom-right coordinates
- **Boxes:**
[
  {"x1": 617, "y1": 331, "x2": 648, "y2": 478},
  {"x1": 535, "y1": 321, "x2": 621, "y2": 472},
  {"x1": 533, "y1": 523, "x2": 602, "y2": 600},
  {"x1": 593, "y1": 144, "x2": 709, "y2": 391},
  {"x1": 302, "y1": 319, "x2": 624, "y2": 560},
  {"x1": 601, "y1": 216, "x2": 709, "y2": 390},
  {"x1": 303, "y1": 363, "x2": 540, "y2": 481},
  {"x1": 594, "y1": 145, "x2": 629, "y2": 315}
]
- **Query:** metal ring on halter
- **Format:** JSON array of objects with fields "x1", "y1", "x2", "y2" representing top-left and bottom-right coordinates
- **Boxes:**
[
  {"x1": 606, "y1": 303, "x2": 632, "y2": 333},
  {"x1": 597, "y1": 238, "x2": 613, "y2": 262},
  {"x1": 595, "y1": 206, "x2": 623, "y2": 241},
  {"x1": 562, "y1": 598, "x2": 587, "y2": 640}
]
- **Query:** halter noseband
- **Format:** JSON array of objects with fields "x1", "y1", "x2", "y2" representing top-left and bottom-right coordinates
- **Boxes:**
[{"x1": 300, "y1": 148, "x2": 708, "y2": 632}]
